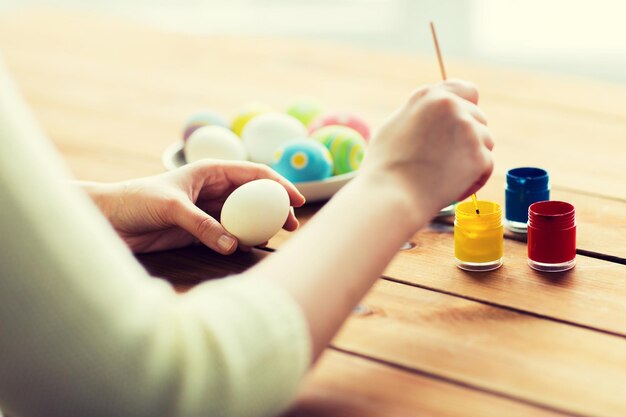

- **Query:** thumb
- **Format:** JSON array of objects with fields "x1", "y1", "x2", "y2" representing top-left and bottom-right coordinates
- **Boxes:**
[
  {"x1": 458, "y1": 172, "x2": 491, "y2": 202},
  {"x1": 172, "y1": 201, "x2": 238, "y2": 255}
]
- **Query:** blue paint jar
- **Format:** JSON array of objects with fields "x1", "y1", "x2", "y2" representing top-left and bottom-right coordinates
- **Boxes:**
[{"x1": 505, "y1": 167, "x2": 549, "y2": 233}]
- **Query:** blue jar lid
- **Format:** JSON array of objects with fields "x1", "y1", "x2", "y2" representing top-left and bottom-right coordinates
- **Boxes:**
[{"x1": 506, "y1": 167, "x2": 549, "y2": 192}]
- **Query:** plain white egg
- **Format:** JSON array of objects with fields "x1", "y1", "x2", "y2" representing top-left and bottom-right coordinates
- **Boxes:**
[
  {"x1": 185, "y1": 125, "x2": 247, "y2": 163},
  {"x1": 220, "y1": 179, "x2": 290, "y2": 246},
  {"x1": 242, "y1": 112, "x2": 307, "y2": 165}
]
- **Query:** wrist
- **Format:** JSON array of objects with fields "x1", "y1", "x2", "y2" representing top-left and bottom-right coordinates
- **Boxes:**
[
  {"x1": 351, "y1": 168, "x2": 430, "y2": 232},
  {"x1": 77, "y1": 181, "x2": 125, "y2": 221}
]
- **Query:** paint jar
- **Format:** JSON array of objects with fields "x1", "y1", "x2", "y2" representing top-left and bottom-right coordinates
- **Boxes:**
[
  {"x1": 527, "y1": 201, "x2": 576, "y2": 272},
  {"x1": 505, "y1": 167, "x2": 550, "y2": 233},
  {"x1": 454, "y1": 201, "x2": 504, "y2": 272}
]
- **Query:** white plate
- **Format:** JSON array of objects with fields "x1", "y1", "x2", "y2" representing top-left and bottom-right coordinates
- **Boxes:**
[
  {"x1": 162, "y1": 141, "x2": 456, "y2": 215},
  {"x1": 162, "y1": 141, "x2": 355, "y2": 203}
]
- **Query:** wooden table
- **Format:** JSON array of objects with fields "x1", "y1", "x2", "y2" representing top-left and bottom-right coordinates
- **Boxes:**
[{"x1": 2, "y1": 9, "x2": 626, "y2": 417}]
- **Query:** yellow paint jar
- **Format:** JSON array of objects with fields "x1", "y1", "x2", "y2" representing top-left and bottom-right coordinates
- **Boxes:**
[{"x1": 454, "y1": 201, "x2": 504, "y2": 271}]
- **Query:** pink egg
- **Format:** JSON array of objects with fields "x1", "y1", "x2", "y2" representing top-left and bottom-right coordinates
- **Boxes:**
[{"x1": 309, "y1": 112, "x2": 370, "y2": 141}]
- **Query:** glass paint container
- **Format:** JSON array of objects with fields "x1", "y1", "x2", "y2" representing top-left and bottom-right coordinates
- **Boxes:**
[
  {"x1": 454, "y1": 201, "x2": 504, "y2": 272},
  {"x1": 505, "y1": 167, "x2": 550, "y2": 233},
  {"x1": 527, "y1": 201, "x2": 576, "y2": 272}
]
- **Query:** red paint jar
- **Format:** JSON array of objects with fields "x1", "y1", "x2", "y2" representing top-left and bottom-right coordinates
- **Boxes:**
[{"x1": 527, "y1": 201, "x2": 576, "y2": 272}]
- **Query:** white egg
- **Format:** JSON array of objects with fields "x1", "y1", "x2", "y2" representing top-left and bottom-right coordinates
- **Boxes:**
[
  {"x1": 185, "y1": 125, "x2": 247, "y2": 163},
  {"x1": 220, "y1": 179, "x2": 290, "y2": 246},
  {"x1": 242, "y1": 113, "x2": 307, "y2": 165}
]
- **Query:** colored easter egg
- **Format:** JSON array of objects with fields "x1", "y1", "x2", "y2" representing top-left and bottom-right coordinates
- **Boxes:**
[
  {"x1": 242, "y1": 113, "x2": 307, "y2": 165},
  {"x1": 231, "y1": 103, "x2": 273, "y2": 136},
  {"x1": 311, "y1": 125, "x2": 366, "y2": 175},
  {"x1": 184, "y1": 125, "x2": 247, "y2": 163},
  {"x1": 182, "y1": 109, "x2": 229, "y2": 142},
  {"x1": 272, "y1": 139, "x2": 333, "y2": 183},
  {"x1": 309, "y1": 112, "x2": 371, "y2": 141},
  {"x1": 286, "y1": 99, "x2": 324, "y2": 127}
]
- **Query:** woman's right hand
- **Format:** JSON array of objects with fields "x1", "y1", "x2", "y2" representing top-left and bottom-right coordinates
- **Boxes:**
[
  {"x1": 360, "y1": 78, "x2": 494, "y2": 225},
  {"x1": 251, "y1": 79, "x2": 494, "y2": 361}
]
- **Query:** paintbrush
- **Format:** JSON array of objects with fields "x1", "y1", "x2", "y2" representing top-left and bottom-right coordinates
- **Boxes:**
[{"x1": 429, "y1": 21, "x2": 480, "y2": 215}]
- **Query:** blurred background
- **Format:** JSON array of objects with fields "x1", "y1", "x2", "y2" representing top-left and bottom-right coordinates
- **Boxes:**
[{"x1": 2, "y1": 0, "x2": 625, "y2": 83}]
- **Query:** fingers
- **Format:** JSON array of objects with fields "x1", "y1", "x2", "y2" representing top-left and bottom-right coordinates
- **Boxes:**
[
  {"x1": 413, "y1": 80, "x2": 486, "y2": 127},
  {"x1": 462, "y1": 101, "x2": 488, "y2": 126},
  {"x1": 457, "y1": 146, "x2": 494, "y2": 201},
  {"x1": 443, "y1": 80, "x2": 487, "y2": 126},
  {"x1": 283, "y1": 207, "x2": 300, "y2": 232},
  {"x1": 440, "y1": 78, "x2": 479, "y2": 104},
  {"x1": 245, "y1": 163, "x2": 306, "y2": 208},
  {"x1": 466, "y1": 120, "x2": 493, "y2": 151},
  {"x1": 191, "y1": 160, "x2": 306, "y2": 207},
  {"x1": 238, "y1": 244, "x2": 252, "y2": 252},
  {"x1": 480, "y1": 124, "x2": 495, "y2": 151},
  {"x1": 171, "y1": 199, "x2": 238, "y2": 255}
]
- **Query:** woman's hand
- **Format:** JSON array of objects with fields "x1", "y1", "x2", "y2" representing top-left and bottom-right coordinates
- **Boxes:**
[
  {"x1": 252, "y1": 79, "x2": 495, "y2": 360},
  {"x1": 361, "y1": 78, "x2": 494, "y2": 226},
  {"x1": 84, "y1": 160, "x2": 305, "y2": 254}
]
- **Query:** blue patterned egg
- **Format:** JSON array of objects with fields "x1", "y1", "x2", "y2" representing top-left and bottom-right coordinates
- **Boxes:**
[{"x1": 271, "y1": 139, "x2": 333, "y2": 183}]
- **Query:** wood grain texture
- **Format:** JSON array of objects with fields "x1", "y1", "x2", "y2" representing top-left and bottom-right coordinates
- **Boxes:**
[
  {"x1": 461, "y1": 176, "x2": 626, "y2": 260},
  {"x1": 1, "y1": 9, "x2": 626, "y2": 198},
  {"x1": 335, "y1": 279, "x2": 626, "y2": 417},
  {"x1": 138, "y1": 244, "x2": 626, "y2": 417},
  {"x1": 1, "y1": 8, "x2": 623, "y2": 259},
  {"x1": 137, "y1": 244, "x2": 262, "y2": 285},
  {"x1": 269, "y1": 212, "x2": 626, "y2": 337},
  {"x1": 280, "y1": 174, "x2": 626, "y2": 260},
  {"x1": 287, "y1": 350, "x2": 569, "y2": 417},
  {"x1": 3, "y1": 9, "x2": 626, "y2": 417}
]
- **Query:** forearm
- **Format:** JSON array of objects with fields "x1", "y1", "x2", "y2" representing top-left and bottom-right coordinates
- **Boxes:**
[
  {"x1": 3, "y1": 142, "x2": 309, "y2": 416},
  {"x1": 75, "y1": 181, "x2": 123, "y2": 220},
  {"x1": 251, "y1": 170, "x2": 429, "y2": 360}
]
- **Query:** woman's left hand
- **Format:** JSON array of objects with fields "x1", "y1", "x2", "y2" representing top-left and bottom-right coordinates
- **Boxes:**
[{"x1": 84, "y1": 160, "x2": 305, "y2": 254}]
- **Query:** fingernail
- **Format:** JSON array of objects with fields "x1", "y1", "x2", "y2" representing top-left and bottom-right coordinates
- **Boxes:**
[
  {"x1": 217, "y1": 235, "x2": 236, "y2": 252},
  {"x1": 290, "y1": 207, "x2": 300, "y2": 228}
]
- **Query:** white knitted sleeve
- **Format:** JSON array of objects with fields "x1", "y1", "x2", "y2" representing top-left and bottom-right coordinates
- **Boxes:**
[{"x1": 0, "y1": 54, "x2": 310, "y2": 417}]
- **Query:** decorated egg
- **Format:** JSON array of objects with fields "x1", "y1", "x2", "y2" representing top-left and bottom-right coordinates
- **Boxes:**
[
  {"x1": 242, "y1": 113, "x2": 307, "y2": 165},
  {"x1": 311, "y1": 125, "x2": 366, "y2": 175},
  {"x1": 184, "y1": 125, "x2": 247, "y2": 163},
  {"x1": 272, "y1": 139, "x2": 333, "y2": 183},
  {"x1": 220, "y1": 179, "x2": 290, "y2": 246},
  {"x1": 309, "y1": 112, "x2": 371, "y2": 141},
  {"x1": 286, "y1": 99, "x2": 324, "y2": 127},
  {"x1": 182, "y1": 109, "x2": 229, "y2": 142},
  {"x1": 231, "y1": 102, "x2": 273, "y2": 136}
]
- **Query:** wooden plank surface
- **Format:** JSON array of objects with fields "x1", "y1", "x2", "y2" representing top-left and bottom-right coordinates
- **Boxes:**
[
  {"x1": 139, "y1": 248, "x2": 572, "y2": 417},
  {"x1": 335, "y1": 279, "x2": 626, "y2": 417},
  {"x1": 1, "y1": 10, "x2": 626, "y2": 200},
  {"x1": 1, "y1": 8, "x2": 624, "y2": 260},
  {"x1": 458, "y1": 176, "x2": 626, "y2": 260},
  {"x1": 269, "y1": 211, "x2": 626, "y2": 337},
  {"x1": 139, "y1": 244, "x2": 626, "y2": 417},
  {"x1": 3, "y1": 9, "x2": 626, "y2": 417},
  {"x1": 288, "y1": 350, "x2": 570, "y2": 417}
]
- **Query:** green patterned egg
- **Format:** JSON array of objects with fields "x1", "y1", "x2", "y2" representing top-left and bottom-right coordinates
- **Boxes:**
[
  {"x1": 310, "y1": 125, "x2": 366, "y2": 175},
  {"x1": 286, "y1": 99, "x2": 324, "y2": 127}
]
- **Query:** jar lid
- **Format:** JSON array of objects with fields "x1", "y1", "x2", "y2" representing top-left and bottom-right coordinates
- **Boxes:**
[
  {"x1": 528, "y1": 201, "x2": 576, "y2": 230},
  {"x1": 506, "y1": 167, "x2": 549, "y2": 191}
]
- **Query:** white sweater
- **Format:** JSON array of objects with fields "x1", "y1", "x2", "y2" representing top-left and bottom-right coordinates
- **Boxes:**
[{"x1": 0, "y1": 56, "x2": 310, "y2": 417}]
